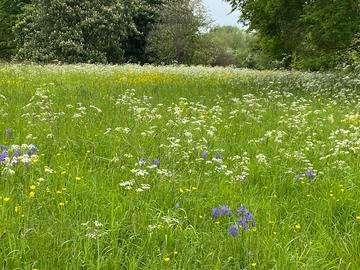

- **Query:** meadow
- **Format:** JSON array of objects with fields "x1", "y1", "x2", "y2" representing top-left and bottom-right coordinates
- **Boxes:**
[{"x1": 0, "y1": 64, "x2": 360, "y2": 269}]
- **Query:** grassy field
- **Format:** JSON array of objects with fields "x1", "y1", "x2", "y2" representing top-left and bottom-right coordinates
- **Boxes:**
[{"x1": 1, "y1": 64, "x2": 360, "y2": 269}]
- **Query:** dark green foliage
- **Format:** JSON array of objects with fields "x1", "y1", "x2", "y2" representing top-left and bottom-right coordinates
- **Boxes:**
[
  {"x1": 123, "y1": 0, "x2": 165, "y2": 63},
  {"x1": 14, "y1": 0, "x2": 137, "y2": 63},
  {"x1": 146, "y1": 0, "x2": 209, "y2": 65},
  {"x1": 226, "y1": 0, "x2": 360, "y2": 70},
  {"x1": 0, "y1": 0, "x2": 29, "y2": 59}
]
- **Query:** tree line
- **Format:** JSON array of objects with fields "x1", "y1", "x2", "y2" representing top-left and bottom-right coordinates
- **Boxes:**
[{"x1": 1, "y1": 0, "x2": 359, "y2": 70}]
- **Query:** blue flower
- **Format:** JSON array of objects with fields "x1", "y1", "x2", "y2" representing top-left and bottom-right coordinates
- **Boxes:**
[
  {"x1": 236, "y1": 205, "x2": 255, "y2": 231},
  {"x1": 26, "y1": 144, "x2": 37, "y2": 155},
  {"x1": 139, "y1": 157, "x2": 146, "y2": 165},
  {"x1": 212, "y1": 205, "x2": 232, "y2": 219},
  {"x1": 212, "y1": 207, "x2": 221, "y2": 219},
  {"x1": 228, "y1": 225, "x2": 239, "y2": 237},
  {"x1": 5, "y1": 128, "x2": 11, "y2": 138},
  {"x1": 219, "y1": 205, "x2": 232, "y2": 217},
  {"x1": 0, "y1": 152, "x2": 8, "y2": 163},
  {"x1": 201, "y1": 150, "x2": 208, "y2": 158},
  {"x1": 13, "y1": 148, "x2": 22, "y2": 157},
  {"x1": 305, "y1": 168, "x2": 315, "y2": 179},
  {"x1": 213, "y1": 153, "x2": 222, "y2": 160},
  {"x1": 151, "y1": 158, "x2": 160, "y2": 166}
]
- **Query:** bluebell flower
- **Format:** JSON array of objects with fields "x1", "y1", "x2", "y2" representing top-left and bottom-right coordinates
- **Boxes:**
[
  {"x1": 0, "y1": 145, "x2": 7, "y2": 152},
  {"x1": 201, "y1": 150, "x2": 208, "y2": 158},
  {"x1": 139, "y1": 157, "x2": 146, "y2": 165},
  {"x1": 175, "y1": 202, "x2": 180, "y2": 209},
  {"x1": 228, "y1": 225, "x2": 239, "y2": 237},
  {"x1": 0, "y1": 152, "x2": 8, "y2": 163},
  {"x1": 305, "y1": 168, "x2": 315, "y2": 179},
  {"x1": 214, "y1": 153, "x2": 222, "y2": 160},
  {"x1": 13, "y1": 148, "x2": 22, "y2": 157},
  {"x1": 212, "y1": 205, "x2": 232, "y2": 219},
  {"x1": 212, "y1": 207, "x2": 221, "y2": 219},
  {"x1": 151, "y1": 158, "x2": 160, "y2": 166},
  {"x1": 26, "y1": 144, "x2": 37, "y2": 155},
  {"x1": 236, "y1": 205, "x2": 255, "y2": 231},
  {"x1": 5, "y1": 128, "x2": 11, "y2": 138},
  {"x1": 219, "y1": 205, "x2": 232, "y2": 217}
]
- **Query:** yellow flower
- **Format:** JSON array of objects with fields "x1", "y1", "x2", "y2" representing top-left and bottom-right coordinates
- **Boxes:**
[
  {"x1": 30, "y1": 185, "x2": 36, "y2": 190},
  {"x1": 61, "y1": 171, "x2": 66, "y2": 175},
  {"x1": 29, "y1": 191, "x2": 35, "y2": 198},
  {"x1": 356, "y1": 216, "x2": 360, "y2": 220},
  {"x1": 215, "y1": 220, "x2": 220, "y2": 225},
  {"x1": 163, "y1": 257, "x2": 170, "y2": 262},
  {"x1": 173, "y1": 251, "x2": 178, "y2": 255},
  {"x1": 250, "y1": 262, "x2": 257, "y2": 267},
  {"x1": 295, "y1": 224, "x2": 301, "y2": 230},
  {"x1": 3, "y1": 197, "x2": 10, "y2": 202},
  {"x1": 191, "y1": 187, "x2": 197, "y2": 191},
  {"x1": 15, "y1": 205, "x2": 19, "y2": 213},
  {"x1": 58, "y1": 202, "x2": 65, "y2": 207},
  {"x1": 179, "y1": 188, "x2": 184, "y2": 193},
  {"x1": 75, "y1": 176, "x2": 81, "y2": 181}
]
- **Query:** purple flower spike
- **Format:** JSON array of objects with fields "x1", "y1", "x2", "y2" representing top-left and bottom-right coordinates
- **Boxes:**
[
  {"x1": 26, "y1": 144, "x2": 37, "y2": 155},
  {"x1": 0, "y1": 152, "x2": 8, "y2": 163},
  {"x1": 212, "y1": 207, "x2": 221, "y2": 219},
  {"x1": 305, "y1": 168, "x2": 315, "y2": 179},
  {"x1": 228, "y1": 225, "x2": 239, "y2": 237},
  {"x1": 151, "y1": 158, "x2": 160, "y2": 166},
  {"x1": 236, "y1": 204, "x2": 255, "y2": 231},
  {"x1": 5, "y1": 128, "x2": 11, "y2": 138},
  {"x1": 201, "y1": 150, "x2": 208, "y2": 158},
  {"x1": 219, "y1": 205, "x2": 232, "y2": 217},
  {"x1": 139, "y1": 157, "x2": 146, "y2": 165}
]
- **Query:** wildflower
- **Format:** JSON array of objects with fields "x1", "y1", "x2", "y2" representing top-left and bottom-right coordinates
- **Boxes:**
[
  {"x1": 201, "y1": 150, "x2": 208, "y2": 158},
  {"x1": 29, "y1": 192, "x2": 35, "y2": 198},
  {"x1": 151, "y1": 158, "x2": 160, "y2": 167},
  {"x1": 228, "y1": 225, "x2": 239, "y2": 237},
  {"x1": 250, "y1": 262, "x2": 257, "y2": 267},
  {"x1": 75, "y1": 176, "x2": 81, "y2": 181},
  {"x1": 213, "y1": 153, "x2": 222, "y2": 161},
  {"x1": 356, "y1": 216, "x2": 360, "y2": 220},
  {"x1": 175, "y1": 202, "x2": 180, "y2": 208},
  {"x1": 58, "y1": 202, "x2": 65, "y2": 207},
  {"x1": 30, "y1": 185, "x2": 36, "y2": 190},
  {"x1": 295, "y1": 224, "x2": 301, "y2": 230},
  {"x1": 0, "y1": 151, "x2": 8, "y2": 163},
  {"x1": 5, "y1": 128, "x2": 11, "y2": 138},
  {"x1": 212, "y1": 205, "x2": 232, "y2": 219},
  {"x1": 163, "y1": 257, "x2": 170, "y2": 262},
  {"x1": 3, "y1": 197, "x2": 10, "y2": 202},
  {"x1": 139, "y1": 157, "x2": 146, "y2": 165},
  {"x1": 305, "y1": 168, "x2": 315, "y2": 179},
  {"x1": 236, "y1": 205, "x2": 256, "y2": 231},
  {"x1": 26, "y1": 144, "x2": 37, "y2": 155}
]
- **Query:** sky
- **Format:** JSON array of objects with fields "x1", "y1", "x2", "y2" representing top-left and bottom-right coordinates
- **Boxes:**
[{"x1": 203, "y1": 0, "x2": 241, "y2": 27}]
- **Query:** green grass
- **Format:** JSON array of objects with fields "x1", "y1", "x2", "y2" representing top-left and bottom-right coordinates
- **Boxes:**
[{"x1": 0, "y1": 64, "x2": 360, "y2": 269}]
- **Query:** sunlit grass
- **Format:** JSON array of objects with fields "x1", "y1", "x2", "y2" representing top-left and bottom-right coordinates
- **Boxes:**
[{"x1": 0, "y1": 64, "x2": 359, "y2": 269}]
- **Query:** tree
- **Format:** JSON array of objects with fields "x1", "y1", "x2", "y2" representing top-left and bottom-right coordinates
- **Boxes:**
[
  {"x1": 14, "y1": 0, "x2": 138, "y2": 63},
  {"x1": 146, "y1": 0, "x2": 209, "y2": 65},
  {"x1": 0, "y1": 0, "x2": 30, "y2": 59},
  {"x1": 225, "y1": 0, "x2": 360, "y2": 70},
  {"x1": 123, "y1": 0, "x2": 165, "y2": 63}
]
